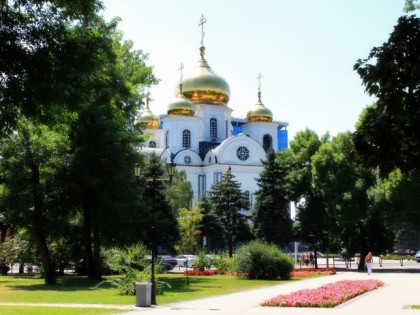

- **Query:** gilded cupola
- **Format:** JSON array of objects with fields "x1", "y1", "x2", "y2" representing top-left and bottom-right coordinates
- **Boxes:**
[
  {"x1": 136, "y1": 92, "x2": 160, "y2": 129},
  {"x1": 246, "y1": 73, "x2": 273, "y2": 123},
  {"x1": 178, "y1": 15, "x2": 230, "y2": 106},
  {"x1": 167, "y1": 63, "x2": 196, "y2": 116}
]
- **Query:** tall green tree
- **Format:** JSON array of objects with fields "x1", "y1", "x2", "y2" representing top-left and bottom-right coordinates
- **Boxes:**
[
  {"x1": 282, "y1": 130, "x2": 332, "y2": 263},
  {"x1": 69, "y1": 17, "x2": 157, "y2": 280},
  {"x1": 197, "y1": 196, "x2": 225, "y2": 251},
  {"x1": 353, "y1": 15, "x2": 420, "y2": 176},
  {"x1": 177, "y1": 205, "x2": 203, "y2": 254},
  {"x1": 312, "y1": 132, "x2": 394, "y2": 270},
  {"x1": 208, "y1": 167, "x2": 250, "y2": 257},
  {"x1": 0, "y1": 118, "x2": 71, "y2": 283},
  {"x1": 252, "y1": 148, "x2": 293, "y2": 247},
  {"x1": 137, "y1": 154, "x2": 179, "y2": 254}
]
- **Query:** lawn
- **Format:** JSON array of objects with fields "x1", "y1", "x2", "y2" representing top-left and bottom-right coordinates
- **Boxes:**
[{"x1": 0, "y1": 273, "x2": 296, "y2": 314}]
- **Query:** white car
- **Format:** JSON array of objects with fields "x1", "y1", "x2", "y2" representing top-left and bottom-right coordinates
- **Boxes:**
[
  {"x1": 415, "y1": 250, "x2": 420, "y2": 263},
  {"x1": 175, "y1": 255, "x2": 197, "y2": 267}
]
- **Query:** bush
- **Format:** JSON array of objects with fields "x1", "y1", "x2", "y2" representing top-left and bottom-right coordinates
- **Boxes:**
[
  {"x1": 233, "y1": 240, "x2": 294, "y2": 280},
  {"x1": 212, "y1": 252, "x2": 235, "y2": 271},
  {"x1": 193, "y1": 251, "x2": 211, "y2": 271},
  {"x1": 100, "y1": 244, "x2": 170, "y2": 295}
]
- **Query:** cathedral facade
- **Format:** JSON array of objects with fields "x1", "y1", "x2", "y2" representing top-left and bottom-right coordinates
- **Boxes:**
[{"x1": 136, "y1": 18, "x2": 288, "y2": 206}]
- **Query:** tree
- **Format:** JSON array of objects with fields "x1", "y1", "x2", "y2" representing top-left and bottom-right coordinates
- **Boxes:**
[
  {"x1": 208, "y1": 167, "x2": 250, "y2": 257},
  {"x1": 353, "y1": 15, "x2": 420, "y2": 176},
  {"x1": 177, "y1": 205, "x2": 203, "y2": 253},
  {"x1": 279, "y1": 130, "x2": 331, "y2": 265},
  {"x1": 165, "y1": 170, "x2": 193, "y2": 215},
  {"x1": 0, "y1": 0, "x2": 103, "y2": 132},
  {"x1": 138, "y1": 154, "x2": 179, "y2": 254},
  {"x1": 197, "y1": 196, "x2": 225, "y2": 251},
  {"x1": 68, "y1": 17, "x2": 157, "y2": 280},
  {"x1": 252, "y1": 148, "x2": 293, "y2": 247},
  {"x1": 0, "y1": 118, "x2": 71, "y2": 283},
  {"x1": 312, "y1": 132, "x2": 394, "y2": 270}
]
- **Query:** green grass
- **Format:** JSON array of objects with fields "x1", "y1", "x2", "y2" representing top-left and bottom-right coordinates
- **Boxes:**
[
  {"x1": 0, "y1": 273, "x2": 297, "y2": 314},
  {"x1": 0, "y1": 306, "x2": 121, "y2": 315}
]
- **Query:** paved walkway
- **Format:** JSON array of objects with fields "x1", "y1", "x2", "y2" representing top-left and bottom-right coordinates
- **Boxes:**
[{"x1": 119, "y1": 260, "x2": 420, "y2": 315}]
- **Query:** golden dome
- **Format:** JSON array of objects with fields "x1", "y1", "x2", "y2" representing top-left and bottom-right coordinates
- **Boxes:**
[
  {"x1": 179, "y1": 47, "x2": 230, "y2": 106},
  {"x1": 246, "y1": 91, "x2": 273, "y2": 122},
  {"x1": 167, "y1": 93, "x2": 196, "y2": 116},
  {"x1": 136, "y1": 101, "x2": 160, "y2": 129}
]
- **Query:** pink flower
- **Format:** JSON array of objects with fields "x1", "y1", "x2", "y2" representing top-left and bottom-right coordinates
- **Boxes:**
[{"x1": 261, "y1": 279, "x2": 384, "y2": 307}]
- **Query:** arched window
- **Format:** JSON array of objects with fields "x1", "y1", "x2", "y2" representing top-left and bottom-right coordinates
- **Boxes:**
[
  {"x1": 165, "y1": 131, "x2": 169, "y2": 148},
  {"x1": 182, "y1": 129, "x2": 191, "y2": 148},
  {"x1": 210, "y1": 118, "x2": 217, "y2": 140},
  {"x1": 263, "y1": 134, "x2": 272, "y2": 152},
  {"x1": 225, "y1": 120, "x2": 229, "y2": 138},
  {"x1": 149, "y1": 141, "x2": 156, "y2": 148}
]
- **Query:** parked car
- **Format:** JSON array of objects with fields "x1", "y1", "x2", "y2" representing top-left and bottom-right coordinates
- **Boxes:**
[
  {"x1": 393, "y1": 249, "x2": 416, "y2": 256},
  {"x1": 415, "y1": 250, "x2": 420, "y2": 263},
  {"x1": 146, "y1": 255, "x2": 174, "y2": 271},
  {"x1": 158, "y1": 255, "x2": 177, "y2": 268},
  {"x1": 175, "y1": 255, "x2": 197, "y2": 267}
]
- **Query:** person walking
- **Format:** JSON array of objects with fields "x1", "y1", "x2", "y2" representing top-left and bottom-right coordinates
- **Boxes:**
[{"x1": 365, "y1": 252, "x2": 373, "y2": 275}]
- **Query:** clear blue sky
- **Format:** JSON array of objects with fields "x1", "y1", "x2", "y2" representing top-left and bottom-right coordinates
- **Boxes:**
[{"x1": 101, "y1": 0, "x2": 407, "y2": 141}]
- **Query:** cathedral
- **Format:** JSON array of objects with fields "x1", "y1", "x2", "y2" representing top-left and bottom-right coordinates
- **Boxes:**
[{"x1": 136, "y1": 16, "x2": 288, "y2": 206}]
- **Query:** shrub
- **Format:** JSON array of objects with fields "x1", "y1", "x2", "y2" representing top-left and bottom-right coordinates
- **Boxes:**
[
  {"x1": 233, "y1": 240, "x2": 294, "y2": 280},
  {"x1": 212, "y1": 252, "x2": 235, "y2": 271},
  {"x1": 100, "y1": 244, "x2": 170, "y2": 295},
  {"x1": 193, "y1": 250, "x2": 212, "y2": 271}
]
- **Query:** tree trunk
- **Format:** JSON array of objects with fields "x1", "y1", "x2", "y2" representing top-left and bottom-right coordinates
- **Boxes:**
[
  {"x1": 31, "y1": 163, "x2": 56, "y2": 284},
  {"x1": 92, "y1": 221, "x2": 102, "y2": 281},
  {"x1": 82, "y1": 198, "x2": 95, "y2": 279},
  {"x1": 82, "y1": 196, "x2": 102, "y2": 281}
]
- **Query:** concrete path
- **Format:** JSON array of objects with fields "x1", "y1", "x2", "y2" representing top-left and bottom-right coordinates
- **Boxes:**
[{"x1": 120, "y1": 263, "x2": 420, "y2": 315}]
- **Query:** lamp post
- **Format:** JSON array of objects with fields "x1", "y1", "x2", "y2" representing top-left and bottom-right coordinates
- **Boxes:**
[{"x1": 134, "y1": 161, "x2": 176, "y2": 305}]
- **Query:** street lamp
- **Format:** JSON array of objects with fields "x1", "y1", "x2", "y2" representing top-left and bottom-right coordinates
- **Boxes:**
[{"x1": 133, "y1": 161, "x2": 176, "y2": 305}]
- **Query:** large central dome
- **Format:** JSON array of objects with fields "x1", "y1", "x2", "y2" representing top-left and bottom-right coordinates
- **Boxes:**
[{"x1": 180, "y1": 47, "x2": 230, "y2": 106}]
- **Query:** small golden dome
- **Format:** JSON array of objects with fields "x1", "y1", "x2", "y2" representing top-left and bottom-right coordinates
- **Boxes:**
[
  {"x1": 179, "y1": 47, "x2": 230, "y2": 106},
  {"x1": 167, "y1": 93, "x2": 196, "y2": 116},
  {"x1": 246, "y1": 92, "x2": 273, "y2": 122},
  {"x1": 136, "y1": 102, "x2": 160, "y2": 129}
]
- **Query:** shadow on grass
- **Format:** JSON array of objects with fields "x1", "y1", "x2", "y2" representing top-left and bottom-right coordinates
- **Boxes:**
[{"x1": 5, "y1": 275, "x2": 115, "y2": 292}]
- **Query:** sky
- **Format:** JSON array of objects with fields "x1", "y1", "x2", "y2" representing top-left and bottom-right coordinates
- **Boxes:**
[{"x1": 101, "y1": 0, "x2": 408, "y2": 141}]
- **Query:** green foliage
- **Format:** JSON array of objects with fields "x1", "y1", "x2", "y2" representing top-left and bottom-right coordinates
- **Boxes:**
[
  {"x1": 177, "y1": 206, "x2": 203, "y2": 254},
  {"x1": 353, "y1": 15, "x2": 420, "y2": 176},
  {"x1": 100, "y1": 244, "x2": 149, "y2": 295},
  {"x1": 193, "y1": 251, "x2": 211, "y2": 271},
  {"x1": 252, "y1": 148, "x2": 293, "y2": 247},
  {"x1": 312, "y1": 133, "x2": 394, "y2": 268},
  {"x1": 166, "y1": 171, "x2": 194, "y2": 213},
  {"x1": 212, "y1": 252, "x2": 235, "y2": 271},
  {"x1": 233, "y1": 240, "x2": 294, "y2": 280},
  {"x1": 208, "y1": 168, "x2": 251, "y2": 257}
]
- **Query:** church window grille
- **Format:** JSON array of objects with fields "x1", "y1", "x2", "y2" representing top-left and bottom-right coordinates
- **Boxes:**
[
  {"x1": 165, "y1": 131, "x2": 169, "y2": 148},
  {"x1": 149, "y1": 141, "x2": 156, "y2": 148},
  {"x1": 182, "y1": 129, "x2": 191, "y2": 148},
  {"x1": 237, "y1": 146, "x2": 249, "y2": 161},
  {"x1": 184, "y1": 155, "x2": 191, "y2": 164},
  {"x1": 213, "y1": 172, "x2": 222, "y2": 184},
  {"x1": 210, "y1": 118, "x2": 217, "y2": 140}
]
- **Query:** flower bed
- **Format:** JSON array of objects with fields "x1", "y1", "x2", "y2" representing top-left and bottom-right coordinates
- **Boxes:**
[
  {"x1": 290, "y1": 268, "x2": 336, "y2": 277},
  {"x1": 261, "y1": 279, "x2": 384, "y2": 308}
]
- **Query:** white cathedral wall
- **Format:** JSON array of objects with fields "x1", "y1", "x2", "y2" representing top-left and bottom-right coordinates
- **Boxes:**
[
  {"x1": 194, "y1": 104, "x2": 233, "y2": 142},
  {"x1": 241, "y1": 122, "x2": 279, "y2": 152},
  {"x1": 161, "y1": 115, "x2": 201, "y2": 152}
]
